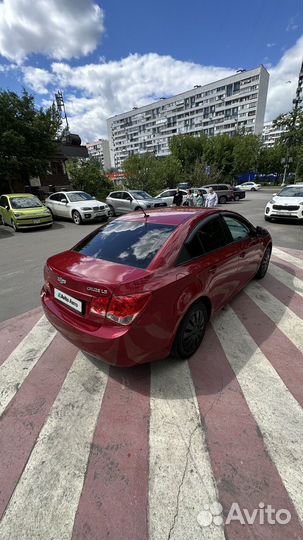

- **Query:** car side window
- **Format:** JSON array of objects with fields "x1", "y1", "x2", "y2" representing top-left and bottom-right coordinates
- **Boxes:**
[
  {"x1": 60, "y1": 196, "x2": 68, "y2": 202},
  {"x1": 177, "y1": 216, "x2": 229, "y2": 264},
  {"x1": 49, "y1": 194, "x2": 60, "y2": 201},
  {"x1": 122, "y1": 192, "x2": 132, "y2": 200},
  {"x1": 223, "y1": 216, "x2": 251, "y2": 241}
]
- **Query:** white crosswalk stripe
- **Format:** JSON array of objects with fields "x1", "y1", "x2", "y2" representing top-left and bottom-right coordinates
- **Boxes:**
[
  {"x1": 272, "y1": 247, "x2": 303, "y2": 270},
  {"x1": 213, "y1": 306, "x2": 303, "y2": 525},
  {"x1": 0, "y1": 316, "x2": 56, "y2": 417},
  {"x1": 269, "y1": 263, "x2": 303, "y2": 298},
  {"x1": 245, "y1": 281, "x2": 303, "y2": 353},
  {"x1": 0, "y1": 351, "x2": 109, "y2": 540},
  {"x1": 149, "y1": 361, "x2": 224, "y2": 540}
]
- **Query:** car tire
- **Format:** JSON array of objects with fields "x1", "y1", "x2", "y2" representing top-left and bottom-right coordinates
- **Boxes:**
[
  {"x1": 172, "y1": 301, "x2": 208, "y2": 360},
  {"x1": 234, "y1": 194, "x2": 240, "y2": 202},
  {"x1": 108, "y1": 205, "x2": 115, "y2": 217},
  {"x1": 219, "y1": 196, "x2": 227, "y2": 204},
  {"x1": 251, "y1": 187, "x2": 256, "y2": 191},
  {"x1": 72, "y1": 210, "x2": 82, "y2": 225},
  {"x1": 255, "y1": 245, "x2": 272, "y2": 279}
]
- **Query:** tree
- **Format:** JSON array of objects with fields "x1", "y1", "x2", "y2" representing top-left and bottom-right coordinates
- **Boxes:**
[
  {"x1": 169, "y1": 134, "x2": 207, "y2": 174},
  {"x1": 67, "y1": 158, "x2": 112, "y2": 198},
  {"x1": 232, "y1": 134, "x2": 262, "y2": 176},
  {"x1": 123, "y1": 153, "x2": 164, "y2": 194},
  {"x1": 156, "y1": 155, "x2": 183, "y2": 188},
  {"x1": 204, "y1": 134, "x2": 235, "y2": 179},
  {"x1": 0, "y1": 90, "x2": 62, "y2": 192}
]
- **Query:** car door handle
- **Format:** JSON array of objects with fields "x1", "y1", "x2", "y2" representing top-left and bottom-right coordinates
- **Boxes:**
[{"x1": 208, "y1": 266, "x2": 217, "y2": 274}]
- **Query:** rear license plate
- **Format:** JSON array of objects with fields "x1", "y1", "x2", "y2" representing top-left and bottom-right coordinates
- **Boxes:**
[
  {"x1": 54, "y1": 288, "x2": 82, "y2": 313},
  {"x1": 33, "y1": 219, "x2": 41, "y2": 224}
]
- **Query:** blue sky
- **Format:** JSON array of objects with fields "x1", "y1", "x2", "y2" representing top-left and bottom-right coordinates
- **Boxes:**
[{"x1": 0, "y1": 0, "x2": 302, "y2": 142}]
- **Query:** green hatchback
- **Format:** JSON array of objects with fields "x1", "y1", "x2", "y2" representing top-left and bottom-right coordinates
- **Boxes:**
[{"x1": 0, "y1": 193, "x2": 53, "y2": 231}]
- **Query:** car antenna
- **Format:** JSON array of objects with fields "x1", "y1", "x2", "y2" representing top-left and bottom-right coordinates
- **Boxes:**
[{"x1": 131, "y1": 192, "x2": 149, "y2": 219}]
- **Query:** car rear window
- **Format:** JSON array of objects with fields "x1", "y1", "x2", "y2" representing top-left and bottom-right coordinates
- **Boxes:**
[{"x1": 73, "y1": 220, "x2": 176, "y2": 269}]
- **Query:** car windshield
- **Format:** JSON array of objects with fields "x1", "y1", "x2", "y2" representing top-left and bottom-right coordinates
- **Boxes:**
[
  {"x1": 68, "y1": 192, "x2": 94, "y2": 202},
  {"x1": 130, "y1": 191, "x2": 152, "y2": 200},
  {"x1": 73, "y1": 220, "x2": 176, "y2": 269},
  {"x1": 278, "y1": 186, "x2": 303, "y2": 198},
  {"x1": 10, "y1": 197, "x2": 43, "y2": 209}
]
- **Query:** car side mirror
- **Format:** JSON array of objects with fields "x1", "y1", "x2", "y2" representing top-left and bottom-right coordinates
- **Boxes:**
[
  {"x1": 273, "y1": 193, "x2": 277, "y2": 197},
  {"x1": 126, "y1": 196, "x2": 132, "y2": 201},
  {"x1": 92, "y1": 196, "x2": 96, "y2": 199},
  {"x1": 255, "y1": 226, "x2": 268, "y2": 237}
]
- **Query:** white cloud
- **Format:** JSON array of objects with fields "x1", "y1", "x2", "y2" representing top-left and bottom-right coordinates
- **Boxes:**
[
  {"x1": 22, "y1": 67, "x2": 55, "y2": 94},
  {"x1": 265, "y1": 35, "x2": 303, "y2": 121},
  {"x1": 49, "y1": 54, "x2": 234, "y2": 141},
  {"x1": 0, "y1": 0, "x2": 104, "y2": 63},
  {"x1": 20, "y1": 36, "x2": 303, "y2": 142},
  {"x1": 266, "y1": 43, "x2": 276, "y2": 48}
]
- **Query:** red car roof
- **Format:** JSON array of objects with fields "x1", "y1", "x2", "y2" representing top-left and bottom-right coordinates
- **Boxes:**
[{"x1": 116, "y1": 207, "x2": 221, "y2": 226}]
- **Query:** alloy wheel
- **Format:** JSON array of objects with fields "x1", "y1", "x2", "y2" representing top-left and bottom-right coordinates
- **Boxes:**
[{"x1": 72, "y1": 211, "x2": 82, "y2": 225}]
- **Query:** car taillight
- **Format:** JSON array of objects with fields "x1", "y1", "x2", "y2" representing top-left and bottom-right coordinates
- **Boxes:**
[
  {"x1": 107, "y1": 293, "x2": 151, "y2": 325},
  {"x1": 90, "y1": 296, "x2": 110, "y2": 317},
  {"x1": 91, "y1": 293, "x2": 151, "y2": 325}
]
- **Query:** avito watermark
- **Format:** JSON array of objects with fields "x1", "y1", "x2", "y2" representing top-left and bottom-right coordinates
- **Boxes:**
[{"x1": 197, "y1": 501, "x2": 291, "y2": 528}]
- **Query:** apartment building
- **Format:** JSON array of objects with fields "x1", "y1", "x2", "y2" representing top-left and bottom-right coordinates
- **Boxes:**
[
  {"x1": 107, "y1": 65, "x2": 269, "y2": 168},
  {"x1": 86, "y1": 139, "x2": 111, "y2": 170},
  {"x1": 262, "y1": 120, "x2": 286, "y2": 147}
]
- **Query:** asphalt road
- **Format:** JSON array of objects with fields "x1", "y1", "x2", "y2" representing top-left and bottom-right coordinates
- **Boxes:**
[{"x1": 0, "y1": 189, "x2": 302, "y2": 322}]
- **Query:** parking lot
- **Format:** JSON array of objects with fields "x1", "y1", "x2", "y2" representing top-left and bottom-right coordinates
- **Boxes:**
[
  {"x1": 0, "y1": 189, "x2": 301, "y2": 322},
  {"x1": 0, "y1": 188, "x2": 302, "y2": 540}
]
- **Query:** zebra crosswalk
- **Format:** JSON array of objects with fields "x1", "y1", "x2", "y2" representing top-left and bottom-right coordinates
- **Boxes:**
[{"x1": 0, "y1": 246, "x2": 302, "y2": 540}]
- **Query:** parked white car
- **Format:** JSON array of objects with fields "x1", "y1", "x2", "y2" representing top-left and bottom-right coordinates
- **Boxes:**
[
  {"x1": 155, "y1": 189, "x2": 188, "y2": 206},
  {"x1": 264, "y1": 184, "x2": 303, "y2": 222},
  {"x1": 156, "y1": 187, "x2": 208, "y2": 206},
  {"x1": 235, "y1": 182, "x2": 261, "y2": 191},
  {"x1": 45, "y1": 191, "x2": 110, "y2": 225}
]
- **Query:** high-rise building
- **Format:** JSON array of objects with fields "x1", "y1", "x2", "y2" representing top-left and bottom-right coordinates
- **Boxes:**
[
  {"x1": 86, "y1": 139, "x2": 111, "y2": 170},
  {"x1": 107, "y1": 65, "x2": 269, "y2": 168},
  {"x1": 262, "y1": 121, "x2": 286, "y2": 147}
]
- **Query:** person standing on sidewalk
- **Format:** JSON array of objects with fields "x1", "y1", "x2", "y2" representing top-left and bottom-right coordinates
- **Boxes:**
[
  {"x1": 205, "y1": 187, "x2": 218, "y2": 208},
  {"x1": 184, "y1": 189, "x2": 196, "y2": 207},
  {"x1": 172, "y1": 188, "x2": 183, "y2": 206},
  {"x1": 196, "y1": 189, "x2": 205, "y2": 207}
]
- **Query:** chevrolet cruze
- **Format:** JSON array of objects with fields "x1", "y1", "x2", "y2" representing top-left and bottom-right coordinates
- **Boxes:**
[{"x1": 41, "y1": 208, "x2": 272, "y2": 367}]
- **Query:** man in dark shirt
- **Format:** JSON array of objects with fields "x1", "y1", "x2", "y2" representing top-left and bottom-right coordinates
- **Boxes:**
[{"x1": 173, "y1": 188, "x2": 183, "y2": 206}]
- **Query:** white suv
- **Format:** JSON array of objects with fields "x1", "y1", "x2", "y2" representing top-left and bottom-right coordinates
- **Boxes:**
[
  {"x1": 265, "y1": 184, "x2": 303, "y2": 223},
  {"x1": 45, "y1": 191, "x2": 110, "y2": 225}
]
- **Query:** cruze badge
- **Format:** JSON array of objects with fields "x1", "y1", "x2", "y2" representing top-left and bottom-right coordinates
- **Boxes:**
[
  {"x1": 57, "y1": 276, "x2": 66, "y2": 285},
  {"x1": 87, "y1": 287, "x2": 108, "y2": 295}
]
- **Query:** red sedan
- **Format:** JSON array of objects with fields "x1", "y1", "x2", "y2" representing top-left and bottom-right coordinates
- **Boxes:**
[{"x1": 41, "y1": 208, "x2": 272, "y2": 367}]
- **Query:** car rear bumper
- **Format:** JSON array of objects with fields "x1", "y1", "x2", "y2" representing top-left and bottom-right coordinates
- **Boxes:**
[{"x1": 41, "y1": 291, "x2": 170, "y2": 367}]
